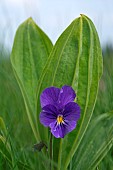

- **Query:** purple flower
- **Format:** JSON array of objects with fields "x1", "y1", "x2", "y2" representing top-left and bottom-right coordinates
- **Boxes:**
[{"x1": 39, "y1": 85, "x2": 80, "y2": 138}]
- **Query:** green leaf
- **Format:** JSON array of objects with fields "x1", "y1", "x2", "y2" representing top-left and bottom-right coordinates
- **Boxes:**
[
  {"x1": 0, "y1": 135, "x2": 12, "y2": 165},
  {"x1": 17, "y1": 161, "x2": 34, "y2": 170},
  {"x1": 71, "y1": 111, "x2": 113, "y2": 170},
  {"x1": 36, "y1": 14, "x2": 103, "y2": 168},
  {"x1": 98, "y1": 149, "x2": 113, "y2": 170},
  {"x1": 0, "y1": 118, "x2": 12, "y2": 166},
  {"x1": 62, "y1": 15, "x2": 103, "y2": 170},
  {"x1": 0, "y1": 116, "x2": 7, "y2": 136},
  {"x1": 11, "y1": 18, "x2": 53, "y2": 141}
]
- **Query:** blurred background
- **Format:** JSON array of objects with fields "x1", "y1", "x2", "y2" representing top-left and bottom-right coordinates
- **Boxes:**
[
  {"x1": 0, "y1": 0, "x2": 113, "y2": 169},
  {"x1": 0, "y1": 0, "x2": 113, "y2": 49}
]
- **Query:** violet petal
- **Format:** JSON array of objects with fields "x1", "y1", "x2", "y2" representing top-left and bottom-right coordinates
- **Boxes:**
[
  {"x1": 63, "y1": 102, "x2": 80, "y2": 121},
  {"x1": 59, "y1": 85, "x2": 76, "y2": 106},
  {"x1": 40, "y1": 104, "x2": 57, "y2": 127},
  {"x1": 40, "y1": 87, "x2": 60, "y2": 107},
  {"x1": 50, "y1": 123, "x2": 65, "y2": 138},
  {"x1": 50, "y1": 120, "x2": 77, "y2": 138},
  {"x1": 63, "y1": 120, "x2": 77, "y2": 135}
]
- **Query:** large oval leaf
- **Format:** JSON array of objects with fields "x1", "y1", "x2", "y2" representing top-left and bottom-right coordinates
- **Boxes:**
[
  {"x1": 72, "y1": 111, "x2": 113, "y2": 170},
  {"x1": 11, "y1": 18, "x2": 53, "y2": 141},
  {"x1": 61, "y1": 15, "x2": 103, "y2": 169},
  {"x1": 36, "y1": 14, "x2": 103, "y2": 168}
]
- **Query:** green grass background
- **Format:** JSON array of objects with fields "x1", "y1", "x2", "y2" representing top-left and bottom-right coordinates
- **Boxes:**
[{"x1": 0, "y1": 43, "x2": 113, "y2": 169}]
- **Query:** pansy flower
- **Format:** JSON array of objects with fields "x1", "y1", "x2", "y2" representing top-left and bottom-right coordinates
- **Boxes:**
[{"x1": 39, "y1": 85, "x2": 80, "y2": 138}]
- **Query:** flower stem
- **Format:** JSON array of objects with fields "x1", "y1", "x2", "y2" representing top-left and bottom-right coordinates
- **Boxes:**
[
  {"x1": 50, "y1": 132, "x2": 53, "y2": 170},
  {"x1": 57, "y1": 139, "x2": 63, "y2": 170}
]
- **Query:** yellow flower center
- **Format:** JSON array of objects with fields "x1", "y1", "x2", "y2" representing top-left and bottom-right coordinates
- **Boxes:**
[{"x1": 57, "y1": 115, "x2": 64, "y2": 124}]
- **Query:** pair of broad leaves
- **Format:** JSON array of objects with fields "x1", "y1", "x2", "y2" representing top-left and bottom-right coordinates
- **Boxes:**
[{"x1": 10, "y1": 15, "x2": 113, "y2": 170}]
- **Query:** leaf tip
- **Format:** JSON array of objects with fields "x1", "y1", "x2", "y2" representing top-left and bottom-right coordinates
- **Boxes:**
[
  {"x1": 80, "y1": 14, "x2": 88, "y2": 19},
  {"x1": 26, "y1": 17, "x2": 34, "y2": 24}
]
